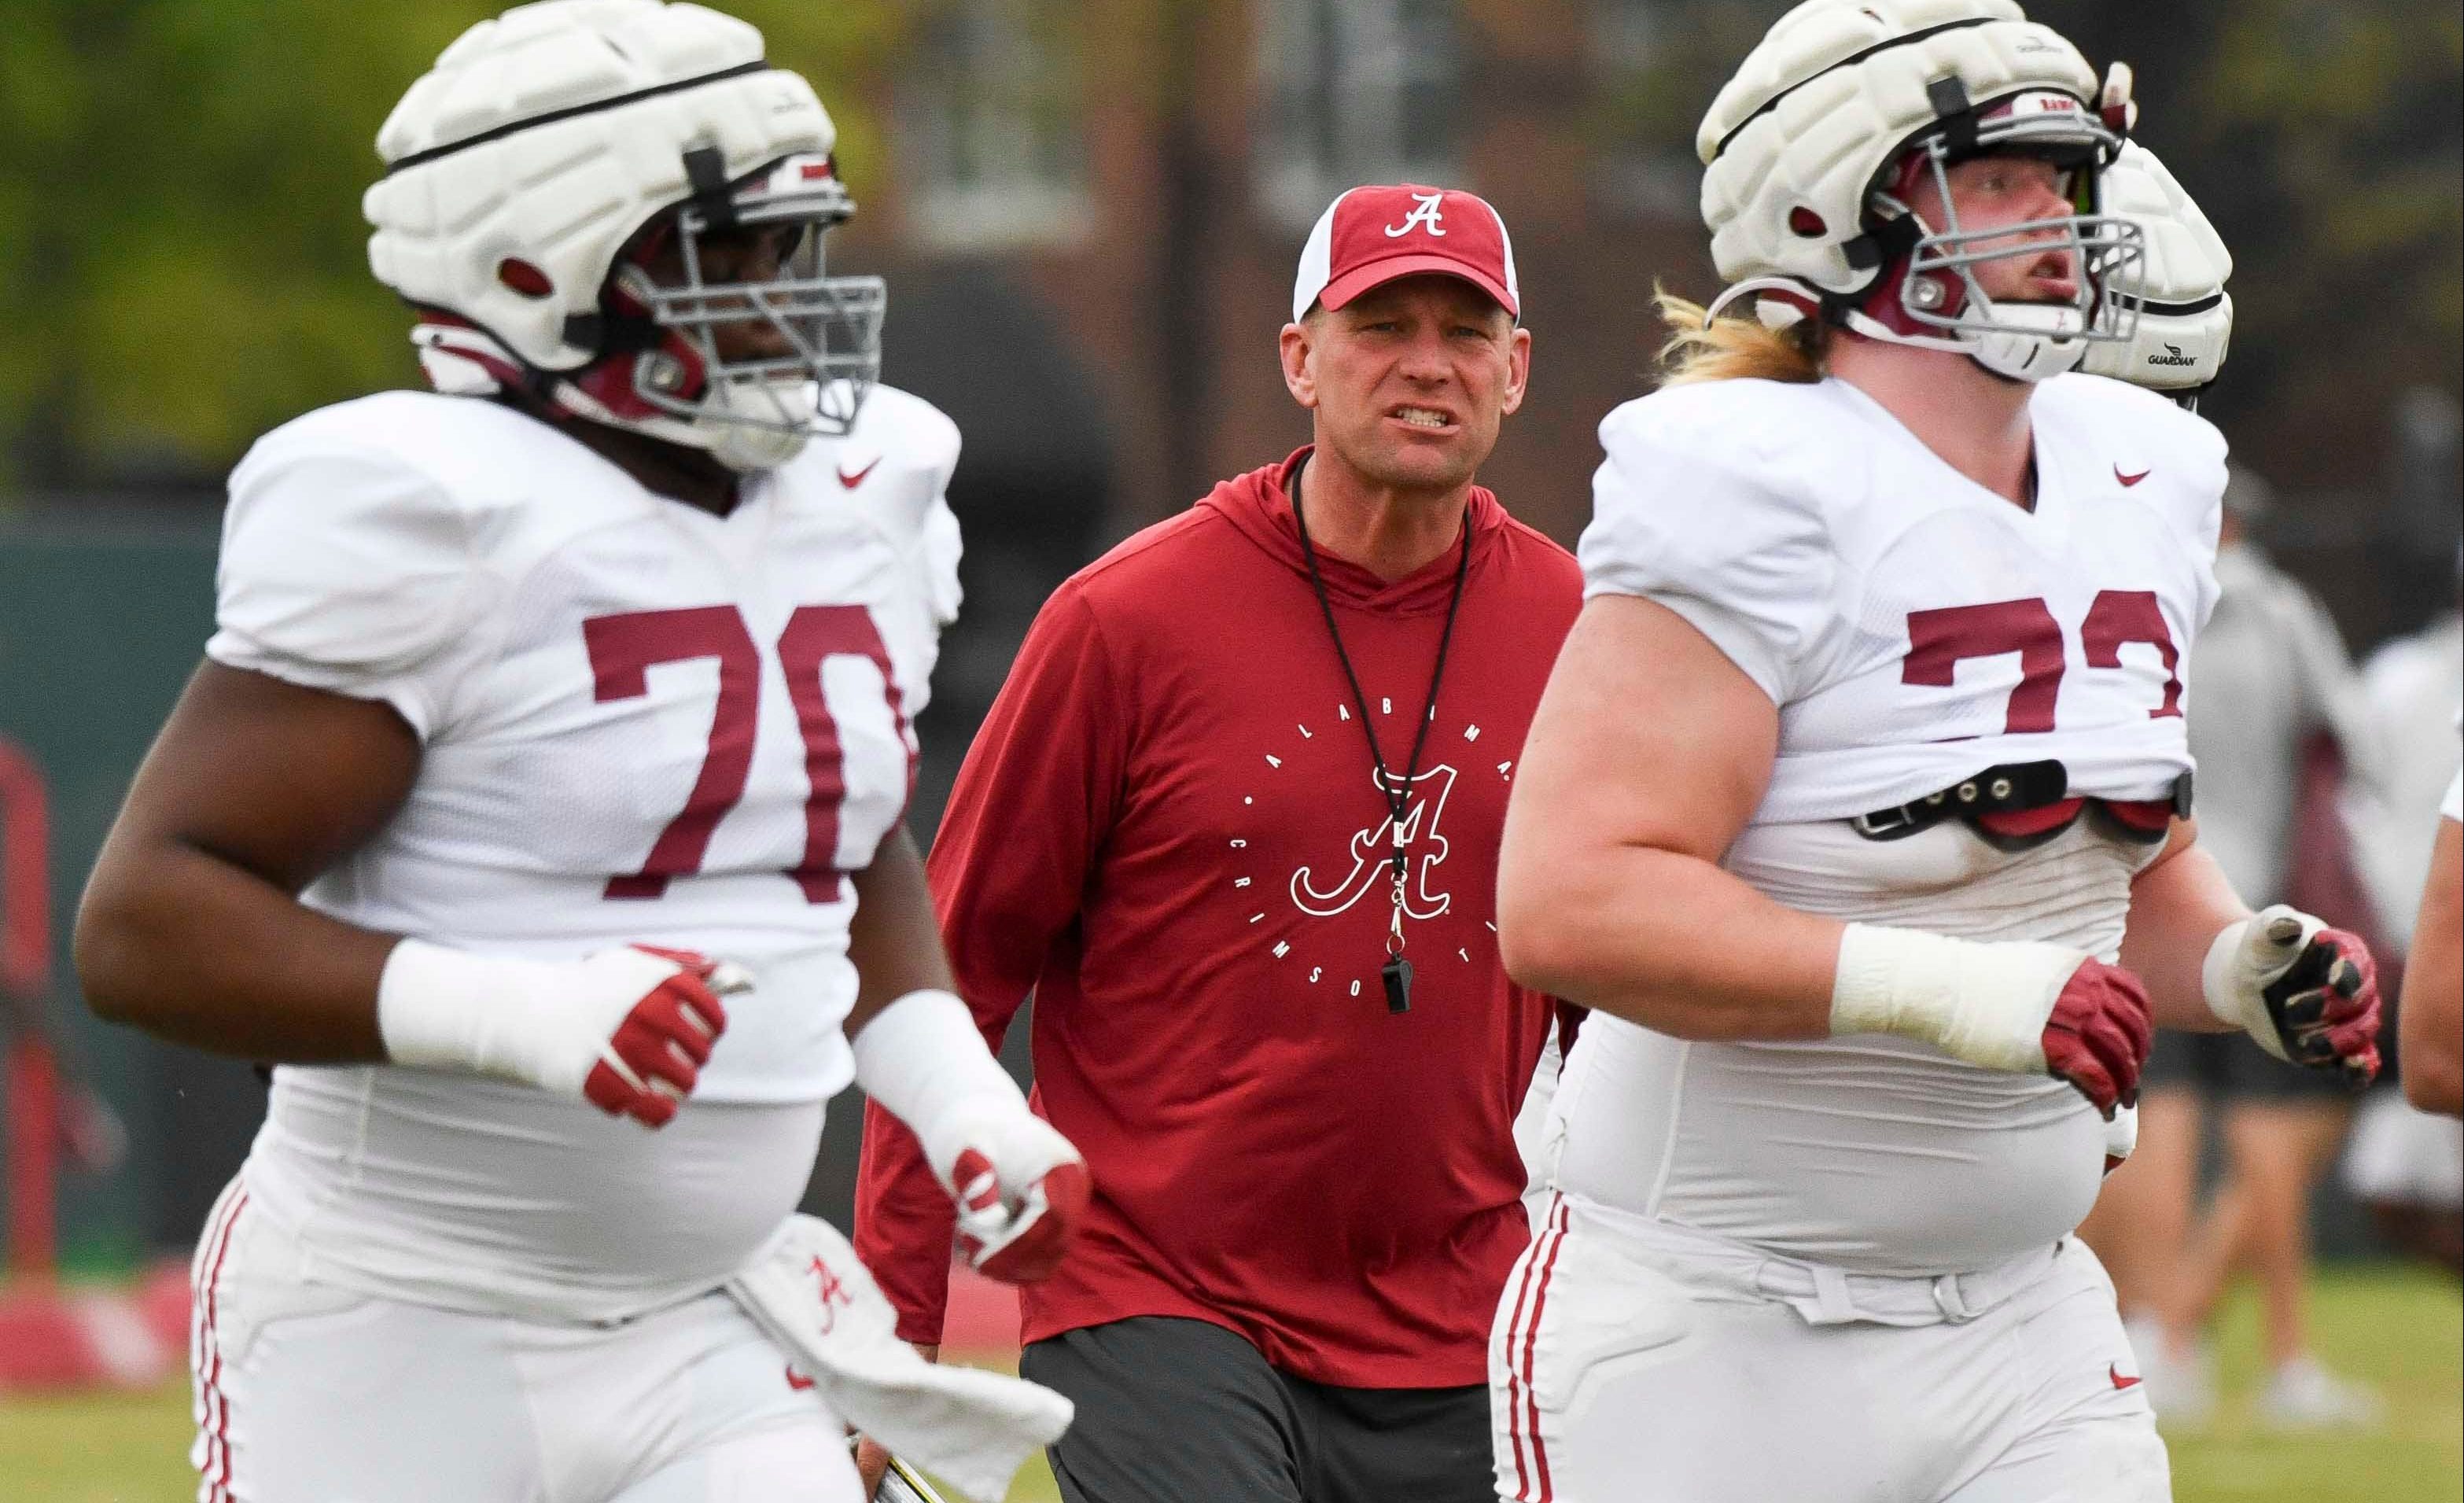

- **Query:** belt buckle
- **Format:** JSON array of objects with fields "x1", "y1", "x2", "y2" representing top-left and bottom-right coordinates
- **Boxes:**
[
  {"x1": 1851, "y1": 805, "x2": 1917, "y2": 840},
  {"x1": 1929, "y1": 1272, "x2": 1977, "y2": 1324}
]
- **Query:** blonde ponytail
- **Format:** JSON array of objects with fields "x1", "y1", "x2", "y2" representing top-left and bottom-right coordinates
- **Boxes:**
[{"x1": 1652, "y1": 285, "x2": 1829, "y2": 387}]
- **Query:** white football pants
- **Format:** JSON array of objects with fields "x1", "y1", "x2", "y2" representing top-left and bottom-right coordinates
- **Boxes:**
[
  {"x1": 188, "y1": 1177, "x2": 863, "y2": 1503},
  {"x1": 1490, "y1": 1195, "x2": 2169, "y2": 1503}
]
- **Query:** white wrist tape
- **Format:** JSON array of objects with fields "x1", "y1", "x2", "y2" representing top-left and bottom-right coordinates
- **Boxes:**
[
  {"x1": 852, "y1": 989, "x2": 1031, "y2": 1182},
  {"x1": 376, "y1": 938, "x2": 671, "y2": 1096},
  {"x1": 2201, "y1": 905, "x2": 2321, "y2": 1061},
  {"x1": 1829, "y1": 923, "x2": 2083, "y2": 1073}
]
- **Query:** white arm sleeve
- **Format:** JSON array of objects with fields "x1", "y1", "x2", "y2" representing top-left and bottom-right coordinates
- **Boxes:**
[
  {"x1": 1578, "y1": 397, "x2": 1842, "y2": 705},
  {"x1": 206, "y1": 437, "x2": 480, "y2": 739}
]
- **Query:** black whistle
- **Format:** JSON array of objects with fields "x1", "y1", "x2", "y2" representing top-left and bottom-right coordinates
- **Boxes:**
[{"x1": 1382, "y1": 955, "x2": 1413, "y2": 1013}]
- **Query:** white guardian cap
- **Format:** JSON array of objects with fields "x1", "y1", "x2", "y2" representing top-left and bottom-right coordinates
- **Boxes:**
[
  {"x1": 2082, "y1": 139, "x2": 2233, "y2": 407},
  {"x1": 363, "y1": 0, "x2": 887, "y2": 470},
  {"x1": 1696, "y1": 0, "x2": 2144, "y2": 381}
]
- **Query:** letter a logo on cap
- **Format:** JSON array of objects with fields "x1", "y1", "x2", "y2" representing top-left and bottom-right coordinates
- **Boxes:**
[
  {"x1": 1384, "y1": 192, "x2": 1447, "y2": 238},
  {"x1": 1291, "y1": 183, "x2": 1520, "y2": 322}
]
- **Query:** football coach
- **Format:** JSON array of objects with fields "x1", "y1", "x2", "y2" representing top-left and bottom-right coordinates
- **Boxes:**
[{"x1": 855, "y1": 184, "x2": 1582, "y2": 1502}]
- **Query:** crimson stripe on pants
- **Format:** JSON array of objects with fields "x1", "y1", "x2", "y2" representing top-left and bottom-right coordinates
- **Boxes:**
[
  {"x1": 191, "y1": 1186, "x2": 249, "y2": 1503},
  {"x1": 1502, "y1": 1197, "x2": 1568, "y2": 1502},
  {"x1": 1518, "y1": 1201, "x2": 1570, "y2": 1502}
]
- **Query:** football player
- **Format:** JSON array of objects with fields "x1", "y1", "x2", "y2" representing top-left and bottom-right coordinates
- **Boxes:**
[
  {"x1": 1487, "y1": 3, "x2": 2381, "y2": 1500},
  {"x1": 2401, "y1": 749, "x2": 2463, "y2": 1118},
  {"x1": 73, "y1": 4, "x2": 1084, "y2": 1500}
]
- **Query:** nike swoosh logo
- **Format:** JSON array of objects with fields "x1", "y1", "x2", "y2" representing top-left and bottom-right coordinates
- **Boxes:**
[
  {"x1": 838, "y1": 458, "x2": 880, "y2": 490},
  {"x1": 2109, "y1": 1363, "x2": 2143, "y2": 1390},
  {"x1": 785, "y1": 1365, "x2": 816, "y2": 1391},
  {"x1": 2115, "y1": 466, "x2": 2150, "y2": 488}
]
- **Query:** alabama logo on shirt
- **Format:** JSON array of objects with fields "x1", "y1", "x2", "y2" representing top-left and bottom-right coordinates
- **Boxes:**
[{"x1": 1225, "y1": 694, "x2": 1514, "y2": 1003}]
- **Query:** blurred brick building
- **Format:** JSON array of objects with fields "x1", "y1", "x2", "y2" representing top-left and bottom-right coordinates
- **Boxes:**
[
  {"x1": 830, "y1": 0, "x2": 2457, "y2": 656},
  {"x1": 843, "y1": 0, "x2": 1731, "y2": 551}
]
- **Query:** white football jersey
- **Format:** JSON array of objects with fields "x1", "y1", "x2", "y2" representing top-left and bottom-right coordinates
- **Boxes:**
[
  {"x1": 1556, "y1": 372, "x2": 2226, "y2": 1276},
  {"x1": 208, "y1": 386, "x2": 962, "y2": 1319},
  {"x1": 1582, "y1": 373, "x2": 2223, "y2": 823}
]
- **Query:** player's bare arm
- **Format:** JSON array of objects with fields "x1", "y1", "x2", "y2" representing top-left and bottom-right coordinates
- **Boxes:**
[
  {"x1": 2119, "y1": 818, "x2": 2245, "y2": 1032},
  {"x1": 840, "y1": 821, "x2": 1088, "y2": 1290},
  {"x1": 841, "y1": 827, "x2": 956, "y2": 1495},
  {"x1": 842, "y1": 823, "x2": 957, "y2": 1041},
  {"x1": 2401, "y1": 816, "x2": 2463, "y2": 1116},
  {"x1": 2124, "y1": 816, "x2": 2382, "y2": 1081},
  {"x1": 1504, "y1": 589, "x2": 2154, "y2": 1115},
  {"x1": 1497, "y1": 593, "x2": 1836, "y2": 1038},
  {"x1": 75, "y1": 661, "x2": 417, "y2": 1060},
  {"x1": 79, "y1": 664, "x2": 733, "y2": 1129}
]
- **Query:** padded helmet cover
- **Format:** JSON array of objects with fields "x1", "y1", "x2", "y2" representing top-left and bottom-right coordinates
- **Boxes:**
[
  {"x1": 363, "y1": 0, "x2": 836, "y2": 371},
  {"x1": 1697, "y1": 0, "x2": 2104, "y2": 297},
  {"x1": 2081, "y1": 141, "x2": 2233, "y2": 391}
]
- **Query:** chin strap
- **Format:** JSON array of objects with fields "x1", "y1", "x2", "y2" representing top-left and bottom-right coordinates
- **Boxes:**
[
  {"x1": 1842, "y1": 302, "x2": 2089, "y2": 382},
  {"x1": 409, "y1": 315, "x2": 808, "y2": 470},
  {"x1": 411, "y1": 318, "x2": 532, "y2": 396},
  {"x1": 1837, "y1": 306, "x2": 1976, "y2": 357}
]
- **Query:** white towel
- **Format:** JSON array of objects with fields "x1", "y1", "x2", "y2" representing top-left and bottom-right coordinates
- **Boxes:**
[{"x1": 724, "y1": 1214, "x2": 1072, "y2": 1503}]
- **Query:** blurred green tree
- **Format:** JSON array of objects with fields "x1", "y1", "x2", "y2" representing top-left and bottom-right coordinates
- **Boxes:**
[{"x1": 0, "y1": 0, "x2": 901, "y2": 493}]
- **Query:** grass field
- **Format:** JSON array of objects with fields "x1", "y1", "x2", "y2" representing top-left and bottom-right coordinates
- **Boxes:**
[{"x1": 2, "y1": 1267, "x2": 2454, "y2": 1502}]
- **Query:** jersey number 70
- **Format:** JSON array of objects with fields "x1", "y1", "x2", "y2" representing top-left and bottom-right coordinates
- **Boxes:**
[{"x1": 583, "y1": 604, "x2": 910, "y2": 904}]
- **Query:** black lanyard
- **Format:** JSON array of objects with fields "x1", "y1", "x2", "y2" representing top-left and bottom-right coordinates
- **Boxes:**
[{"x1": 1288, "y1": 455, "x2": 1474, "y2": 1013}]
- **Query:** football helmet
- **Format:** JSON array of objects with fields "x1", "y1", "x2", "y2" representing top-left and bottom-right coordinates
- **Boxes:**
[
  {"x1": 2081, "y1": 138, "x2": 2233, "y2": 407},
  {"x1": 363, "y1": 0, "x2": 886, "y2": 470},
  {"x1": 1696, "y1": 0, "x2": 2144, "y2": 381}
]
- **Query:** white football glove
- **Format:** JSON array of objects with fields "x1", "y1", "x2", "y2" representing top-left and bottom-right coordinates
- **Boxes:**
[
  {"x1": 378, "y1": 940, "x2": 747, "y2": 1126},
  {"x1": 2201, "y1": 905, "x2": 2382, "y2": 1083}
]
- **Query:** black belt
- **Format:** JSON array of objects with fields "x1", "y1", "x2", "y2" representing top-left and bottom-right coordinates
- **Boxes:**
[{"x1": 1852, "y1": 761, "x2": 2193, "y2": 853}]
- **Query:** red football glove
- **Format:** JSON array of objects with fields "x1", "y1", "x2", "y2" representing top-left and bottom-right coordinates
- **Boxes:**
[
  {"x1": 947, "y1": 1119, "x2": 1092, "y2": 1284},
  {"x1": 378, "y1": 938, "x2": 750, "y2": 1128},
  {"x1": 2041, "y1": 957, "x2": 2154, "y2": 1117},
  {"x1": 577, "y1": 946, "x2": 741, "y2": 1128}
]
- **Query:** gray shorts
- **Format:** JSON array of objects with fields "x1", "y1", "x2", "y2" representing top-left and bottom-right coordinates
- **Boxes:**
[
  {"x1": 2138, "y1": 1026, "x2": 2352, "y2": 1102},
  {"x1": 1019, "y1": 1317, "x2": 1492, "y2": 1503}
]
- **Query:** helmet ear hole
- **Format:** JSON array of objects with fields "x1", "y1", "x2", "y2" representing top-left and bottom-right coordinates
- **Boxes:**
[
  {"x1": 497, "y1": 258, "x2": 555, "y2": 298},
  {"x1": 1788, "y1": 207, "x2": 1828, "y2": 238}
]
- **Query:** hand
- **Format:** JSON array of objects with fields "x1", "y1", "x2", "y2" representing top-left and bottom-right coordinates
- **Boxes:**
[
  {"x1": 377, "y1": 939, "x2": 746, "y2": 1128},
  {"x1": 854, "y1": 1436, "x2": 893, "y2": 1500},
  {"x1": 941, "y1": 1111, "x2": 1090, "y2": 1284},
  {"x1": 2204, "y1": 906, "x2": 2381, "y2": 1084},
  {"x1": 2041, "y1": 957, "x2": 2153, "y2": 1117},
  {"x1": 853, "y1": 1433, "x2": 956, "y2": 1502},
  {"x1": 566, "y1": 946, "x2": 746, "y2": 1126}
]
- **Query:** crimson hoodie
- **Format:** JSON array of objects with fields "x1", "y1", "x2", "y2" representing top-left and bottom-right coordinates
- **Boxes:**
[{"x1": 854, "y1": 449, "x2": 1582, "y2": 1387}]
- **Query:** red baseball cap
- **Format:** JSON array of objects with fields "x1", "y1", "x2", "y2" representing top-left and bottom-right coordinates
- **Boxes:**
[{"x1": 1291, "y1": 183, "x2": 1520, "y2": 323}]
